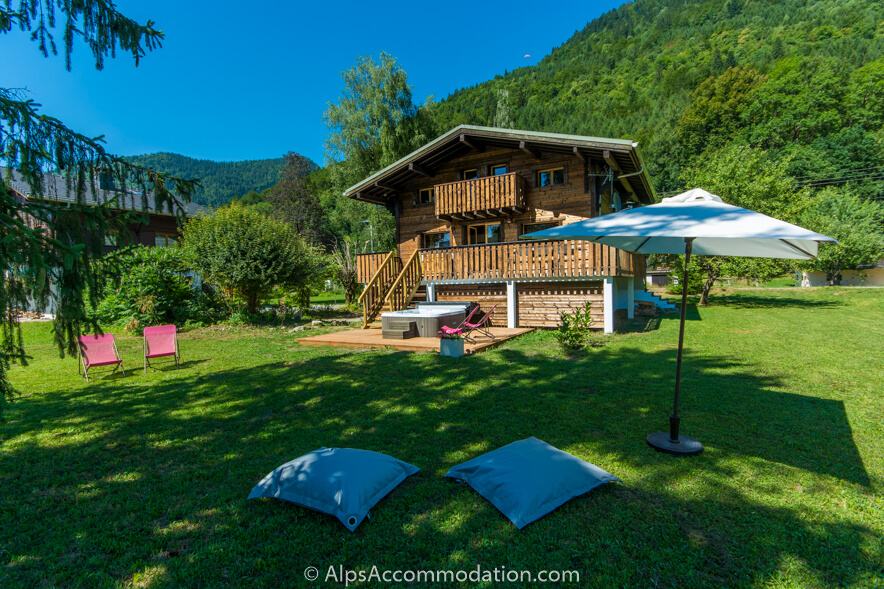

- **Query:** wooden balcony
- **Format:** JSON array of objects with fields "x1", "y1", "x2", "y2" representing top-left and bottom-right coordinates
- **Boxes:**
[
  {"x1": 419, "y1": 240, "x2": 643, "y2": 282},
  {"x1": 435, "y1": 172, "x2": 527, "y2": 221}
]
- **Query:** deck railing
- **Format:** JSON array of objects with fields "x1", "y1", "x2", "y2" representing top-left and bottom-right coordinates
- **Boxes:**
[
  {"x1": 419, "y1": 240, "x2": 641, "y2": 281},
  {"x1": 357, "y1": 250, "x2": 401, "y2": 328},
  {"x1": 383, "y1": 249, "x2": 422, "y2": 312},
  {"x1": 435, "y1": 172, "x2": 527, "y2": 218},
  {"x1": 356, "y1": 251, "x2": 392, "y2": 284}
]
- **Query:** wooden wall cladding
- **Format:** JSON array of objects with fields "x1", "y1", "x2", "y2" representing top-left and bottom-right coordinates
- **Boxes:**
[
  {"x1": 517, "y1": 281, "x2": 604, "y2": 328},
  {"x1": 397, "y1": 147, "x2": 595, "y2": 261},
  {"x1": 434, "y1": 284, "x2": 507, "y2": 327}
]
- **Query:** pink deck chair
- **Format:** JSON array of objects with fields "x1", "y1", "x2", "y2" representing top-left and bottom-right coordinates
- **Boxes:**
[
  {"x1": 461, "y1": 303, "x2": 499, "y2": 344},
  {"x1": 143, "y1": 324, "x2": 180, "y2": 373},
  {"x1": 78, "y1": 334, "x2": 125, "y2": 382},
  {"x1": 439, "y1": 305, "x2": 482, "y2": 339}
]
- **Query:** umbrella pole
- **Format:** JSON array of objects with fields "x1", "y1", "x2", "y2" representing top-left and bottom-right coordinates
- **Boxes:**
[{"x1": 647, "y1": 237, "x2": 703, "y2": 456}]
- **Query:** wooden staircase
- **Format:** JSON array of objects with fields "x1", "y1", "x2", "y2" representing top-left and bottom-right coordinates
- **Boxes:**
[
  {"x1": 358, "y1": 251, "x2": 401, "y2": 328},
  {"x1": 358, "y1": 250, "x2": 424, "y2": 328}
]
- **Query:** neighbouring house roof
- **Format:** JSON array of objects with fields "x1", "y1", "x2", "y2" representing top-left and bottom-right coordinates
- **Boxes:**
[
  {"x1": 2, "y1": 167, "x2": 205, "y2": 217},
  {"x1": 343, "y1": 125, "x2": 657, "y2": 206}
]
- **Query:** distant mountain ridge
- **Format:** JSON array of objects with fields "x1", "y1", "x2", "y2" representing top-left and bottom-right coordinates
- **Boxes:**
[{"x1": 126, "y1": 153, "x2": 290, "y2": 208}]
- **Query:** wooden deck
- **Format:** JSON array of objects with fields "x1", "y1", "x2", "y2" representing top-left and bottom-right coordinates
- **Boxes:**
[{"x1": 298, "y1": 326, "x2": 533, "y2": 354}]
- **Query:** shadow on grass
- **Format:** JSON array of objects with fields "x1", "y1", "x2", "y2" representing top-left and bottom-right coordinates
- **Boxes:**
[
  {"x1": 703, "y1": 294, "x2": 846, "y2": 310},
  {"x1": 0, "y1": 343, "x2": 876, "y2": 587}
]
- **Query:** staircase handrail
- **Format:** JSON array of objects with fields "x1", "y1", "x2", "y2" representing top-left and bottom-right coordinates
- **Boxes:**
[
  {"x1": 358, "y1": 250, "x2": 400, "y2": 328},
  {"x1": 383, "y1": 249, "x2": 422, "y2": 312}
]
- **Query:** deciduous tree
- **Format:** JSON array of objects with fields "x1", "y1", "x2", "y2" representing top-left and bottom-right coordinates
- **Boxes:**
[
  {"x1": 180, "y1": 206, "x2": 322, "y2": 315},
  {"x1": 323, "y1": 52, "x2": 436, "y2": 251},
  {"x1": 323, "y1": 52, "x2": 436, "y2": 187},
  {"x1": 800, "y1": 187, "x2": 884, "y2": 282},
  {"x1": 679, "y1": 145, "x2": 802, "y2": 304}
]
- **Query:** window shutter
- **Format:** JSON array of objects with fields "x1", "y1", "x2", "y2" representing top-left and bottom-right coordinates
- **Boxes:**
[
  {"x1": 562, "y1": 164, "x2": 568, "y2": 185},
  {"x1": 412, "y1": 191, "x2": 418, "y2": 206},
  {"x1": 457, "y1": 170, "x2": 464, "y2": 181}
]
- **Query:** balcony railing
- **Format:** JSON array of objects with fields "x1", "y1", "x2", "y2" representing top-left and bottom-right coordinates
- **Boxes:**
[
  {"x1": 419, "y1": 240, "x2": 641, "y2": 282},
  {"x1": 435, "y1": 172, "x2": 527, "y2": 220},
  {"x1": 355, "y1": 242, "x2": 643, "y2": 286}
]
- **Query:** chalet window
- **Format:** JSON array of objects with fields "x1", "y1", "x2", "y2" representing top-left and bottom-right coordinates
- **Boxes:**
[
  {"x1": 155, "y1": 232, "x2": 178, "y2": 247},
  {"x1": 422, "y1": 232, "x2": 450, "y2": 249},
  {"x1": 467, "y1": 222, "x2": 501, "y2": 245},
  {"x1": 463, "y1": 169, "x2": 478, "y2": 180},
  {"x1": 520, "y1": 222, "x2": 558, "y2": 236},
  {"x1": 418, "y1": 188, "x2": 435, "y2": 204},
  {"x1": 491, "y1": 164, "x2": 508, "y2": 176},
  {"x1": 537, "y1": 167, "x2": 565, "y2": 187},
  {"x1": 98, "y1": 173, "x2": 116, "y2": 191}
]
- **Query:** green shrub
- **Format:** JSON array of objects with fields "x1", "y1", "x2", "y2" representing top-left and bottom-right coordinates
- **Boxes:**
[
  {"x1": 554, "y1": 301, "x2": 595, "y2": 353},
  {"x1": 94, "y1": 246, "x2": 223, "y2": 332},
  {"x1": 180, "y1": 205, "x2": 326, "y2": 315},
  {"x1": 666, "y1": 256, "x2": 705, "y2": 295}
]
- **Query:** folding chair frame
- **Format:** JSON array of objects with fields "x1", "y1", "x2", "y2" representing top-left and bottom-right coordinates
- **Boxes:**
[
  {"x1": 440, "y1": 305, "x2": 481, "y2": 337},
  {"x1": 461, "y1": 303, "x2": 499, "y2": 344},
  {"x1": 78, "y1": 339, "x2": 125, "y2": 383}
]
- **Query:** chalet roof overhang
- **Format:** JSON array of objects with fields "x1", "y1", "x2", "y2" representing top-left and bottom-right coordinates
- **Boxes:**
[
  {"x1": 343, "y1": 125, "x2": 657, "y2": 206},
  {"x1": 2, "y1": 166, "x2": 203, "y2": 217}
]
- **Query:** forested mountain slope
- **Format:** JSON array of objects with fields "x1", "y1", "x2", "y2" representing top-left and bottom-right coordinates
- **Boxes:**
[
  {"x1": 125, "y1": 153, "x2": 288, "y2": 207},
  {"x1": 433, "y1": 0, "x2": 884, "y2": 193}
]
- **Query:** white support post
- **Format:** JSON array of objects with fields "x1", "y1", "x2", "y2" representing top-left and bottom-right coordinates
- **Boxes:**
[
  {"x1": 627, "y1": 277, "x2": 635, "y2": 319},
  {"x1": 426, "y1": 283, "x2": 436, "y2": 302},
  {"x1": 506, "y1": 281, "x2": 517, "y2": 328},
  {"x1": 603, "y1": 278, "x2": 614, "y2": 334}
]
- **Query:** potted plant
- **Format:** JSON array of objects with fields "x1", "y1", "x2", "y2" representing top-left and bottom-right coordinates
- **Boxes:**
[{"x1": 438, "y1": 328, "x2": 465, "y2": 358}]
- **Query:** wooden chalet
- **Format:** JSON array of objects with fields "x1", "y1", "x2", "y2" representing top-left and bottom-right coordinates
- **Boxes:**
[
  {"x1": 348, "y1": 126, "x2": 671, "y2": 333},
  {"x1": 3, "y1": 167, "x2": 202, "y2": 251}
]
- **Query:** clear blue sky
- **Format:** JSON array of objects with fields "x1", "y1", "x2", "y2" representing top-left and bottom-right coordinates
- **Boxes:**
[{"x1": 2, "y1": 0, "x2": 624, "y2": 165}]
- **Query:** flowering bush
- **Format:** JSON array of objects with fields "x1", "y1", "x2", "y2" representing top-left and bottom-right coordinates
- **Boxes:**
[{"x1": 438, "y1": 328, "x2": 464, "y2": 340}]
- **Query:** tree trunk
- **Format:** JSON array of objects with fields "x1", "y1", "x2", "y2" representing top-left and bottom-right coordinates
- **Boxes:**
[
  {"x1": 700, "y1": 269, "x2": 720, "y2": 306},
  {"x1": 246, "y1": 291, "x2": 259, "y2": 315}
]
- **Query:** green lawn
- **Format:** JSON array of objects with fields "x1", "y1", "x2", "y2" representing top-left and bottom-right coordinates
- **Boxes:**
[
  {"x1": 310, "y1": 291, "x2": 346, "y2": 306},
  {"x1": 2, "y1": 289, "x2": 882, "y2": 588}
]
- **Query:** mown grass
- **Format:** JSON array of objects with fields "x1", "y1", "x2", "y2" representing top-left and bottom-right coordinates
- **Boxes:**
[
  {"x1": 1, "y1": 289, "x2": 882, "y2": 588},
  {"x1": 310, "y1": 291, "x2": 347, "y2": 305}
]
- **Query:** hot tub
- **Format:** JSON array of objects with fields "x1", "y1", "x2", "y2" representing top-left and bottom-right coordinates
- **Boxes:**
[{"x1": 380, "y1": 307, "x2": 466, "y2": 338}]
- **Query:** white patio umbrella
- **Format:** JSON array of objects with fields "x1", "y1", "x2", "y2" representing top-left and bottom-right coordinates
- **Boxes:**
[{"x1": 520, "y1": 188, "x2": 837, "y2": 455}]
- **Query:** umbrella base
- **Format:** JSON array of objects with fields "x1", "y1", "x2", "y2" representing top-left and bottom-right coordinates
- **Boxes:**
[{"x1": 646, "y1": 432, "x2": 703, "y2": 456}]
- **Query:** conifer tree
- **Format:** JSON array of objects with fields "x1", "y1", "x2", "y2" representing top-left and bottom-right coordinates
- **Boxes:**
[
  {"x1": 266, "y1": 152, "x2": 328, "y2": 247},
  {"x1": 1, "y1": 2, "x2": 198, "y2": 417}
]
